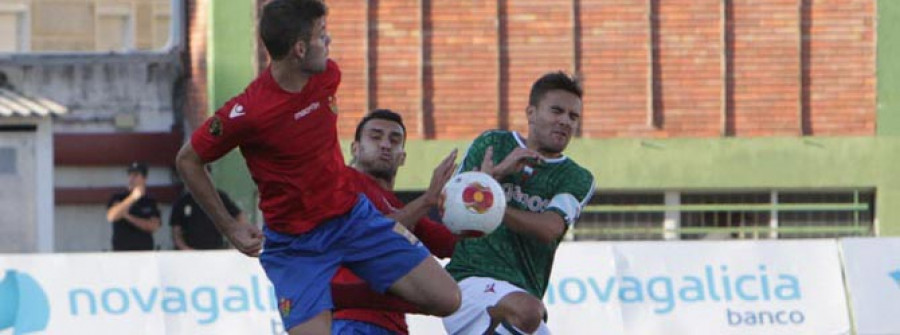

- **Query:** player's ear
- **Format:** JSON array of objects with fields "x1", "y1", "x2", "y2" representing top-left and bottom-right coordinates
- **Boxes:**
[
  {"x1": 526, "y1": 105, "x2": 537, "y2": 125},
  {"x1": 350, "y1": 141, "x2": 360, "y2": 160},
  {"x1": 398, "y1": 150, "x2": 407, "y2": 167},
  {"x1": 292, "y1": 39, "x2": 307, "y2": 61}
]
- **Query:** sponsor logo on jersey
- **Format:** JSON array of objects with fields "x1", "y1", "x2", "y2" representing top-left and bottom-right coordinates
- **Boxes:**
[
  {"x1": 228, "y1": 104, "x2": 245, "y2": 119},
  {"x1": 503, "y1": 184, "x2": 550, "y2": 212},
  {"x1": 294, "y1": 102, "x2": 320, "y2": 120}
]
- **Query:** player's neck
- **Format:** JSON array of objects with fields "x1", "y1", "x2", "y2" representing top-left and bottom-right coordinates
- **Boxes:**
[
  {"x1": 523, "y1": 135, "x2": 563, "y2": 158},
  {"x1": 270, "y1": 60, "x2": 311, "y2": 93},
  {"x1": 375, "y1": 177, "x2": 394, "y2": 190},
  {"x1": 353, "y1": 165, "x2": 395, "y2": 190}
]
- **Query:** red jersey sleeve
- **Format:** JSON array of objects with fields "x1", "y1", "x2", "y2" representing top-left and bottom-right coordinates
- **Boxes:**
[
  {"x1": 414, "y1": 218, "x2": 459, "y2": 259},
  {"x1": 191, "y1": 97, "x2": 255, "y2": 162}
]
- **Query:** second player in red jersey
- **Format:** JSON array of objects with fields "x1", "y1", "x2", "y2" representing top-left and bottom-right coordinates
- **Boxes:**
[{"x1": 331, "y1": 110, "x2": 462, "y2": 335}]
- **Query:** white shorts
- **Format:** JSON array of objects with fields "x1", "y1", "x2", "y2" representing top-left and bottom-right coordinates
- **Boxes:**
[{"x1": 442, "y1": 277, "x2": 551, "y2": 335}]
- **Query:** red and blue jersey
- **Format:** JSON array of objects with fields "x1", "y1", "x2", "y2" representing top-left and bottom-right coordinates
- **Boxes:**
[
  {"x1": 333, "y1": 168, "x2": 458, "y2": 335},
  {"x1": 191, "y1": 60, "x2": 358, "y2": 234}
]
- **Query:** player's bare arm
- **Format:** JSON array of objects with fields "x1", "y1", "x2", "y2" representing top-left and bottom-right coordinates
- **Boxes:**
[
  {"x1": 175, "y1": 143, "x2": 263, "y2": 257},
  {"x1": 388, "y1": 149, "x2": 457, "y2": 229}
]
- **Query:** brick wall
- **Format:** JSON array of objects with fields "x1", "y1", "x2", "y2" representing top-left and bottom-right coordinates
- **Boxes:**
[
  {"x1": 225, "y1": 0, "x2": 877, "y2": 139},
  {"x1": 730, "y1": 0, "x2": 800, "y2": 136}
]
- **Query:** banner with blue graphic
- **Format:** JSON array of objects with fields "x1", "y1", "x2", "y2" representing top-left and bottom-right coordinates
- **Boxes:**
[
  {"x1": 0, "y1": 241, "x2": 853, "y2": 334},
  {"x1": 0, "y1": 252, "x2": 284, "y2": 334},
  {"x1": 840, "y1": 238, "x2": 900, "y2": 335},
  {"x1": 539, "y1": 240, "x2": 850, "y2": 335}
]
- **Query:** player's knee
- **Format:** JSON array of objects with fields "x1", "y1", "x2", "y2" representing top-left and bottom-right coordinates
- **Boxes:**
[
  {"x1": 432, "y1": 286, "x2": 461, "y2": 317},
  {"x1": 510, "y1": 300, "x2": 544, "y2": 334}
]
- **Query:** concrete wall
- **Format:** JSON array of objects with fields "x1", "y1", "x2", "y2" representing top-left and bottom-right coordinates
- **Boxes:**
[
  {"x1": 0, "y1": 52, "x2": 181, "y2": 133},
  {"x1": 0, "y1": 51, "x2": 184, "y2": 252},
  {"x1": 54, "y1": 204, "x2": 174, "y2": 252}
]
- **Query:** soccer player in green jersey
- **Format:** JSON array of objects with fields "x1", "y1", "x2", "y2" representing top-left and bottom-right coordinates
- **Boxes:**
[{"x1": 442, "y1": 72, "x2": 595, "y2": 335}]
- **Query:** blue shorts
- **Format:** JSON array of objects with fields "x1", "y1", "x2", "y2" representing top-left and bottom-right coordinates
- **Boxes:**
[
  {"x1": 332, "y1": 319, "x2": 397, "y2": 335},
  {"x1": 259, "y1": 194, "x2": 429, "y2": 331}
]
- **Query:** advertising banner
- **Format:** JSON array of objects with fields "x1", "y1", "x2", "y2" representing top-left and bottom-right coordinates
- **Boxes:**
[
  {"x1": 840, "y1": 238, "x2": 900, "y2": 335},
  {"x1": 1, "y1": 241, "x2": 851, "y2": 334}
]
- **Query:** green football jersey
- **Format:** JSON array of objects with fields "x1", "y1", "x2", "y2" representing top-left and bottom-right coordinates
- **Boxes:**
[{"x1": 446, "y1": 130, "x2": 595, "y2": 298}]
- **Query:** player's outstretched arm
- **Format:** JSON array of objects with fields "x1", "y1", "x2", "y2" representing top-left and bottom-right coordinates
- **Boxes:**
[
  {"x1": 175, "y1": 143, "x2": 262, "y2": 256},
  {"x1": 387, "y1": 149, "x2": 457, "y2": 230}
]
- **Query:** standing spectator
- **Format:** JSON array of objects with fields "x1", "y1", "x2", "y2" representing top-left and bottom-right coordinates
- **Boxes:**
[
  {"x1": 106, "y1": 162, "x2": 161, "y2": 251},
  {"x1": 170, "y1": 186, "x2": 246, "y2": 250}
]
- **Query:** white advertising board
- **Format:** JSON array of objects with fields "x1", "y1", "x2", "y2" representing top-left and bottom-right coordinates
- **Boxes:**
[{"x1": 840, "y1": 238, "x2": 900, "y2": 335}]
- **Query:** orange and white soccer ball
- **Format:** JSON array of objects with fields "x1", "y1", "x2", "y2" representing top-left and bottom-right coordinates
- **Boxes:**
[{"x1": 439, "y1": 171, "x2": 506, "y2": 235}]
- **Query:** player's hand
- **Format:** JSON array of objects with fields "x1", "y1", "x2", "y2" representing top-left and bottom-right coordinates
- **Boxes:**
[
  {"x1": 480, "y1": 146, "x2": 541, "y2": 181},
  {"x1": 424, "y1": 149, "x2": 458, "y2": 206},
  {"x1": 224, "y1": 222, "x2": 264, "y2": 257}
]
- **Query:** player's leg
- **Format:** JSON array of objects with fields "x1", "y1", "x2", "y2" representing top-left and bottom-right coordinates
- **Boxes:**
[
  {"x1": 332, "y1": 319, "x2": 396, "y2": 335},
  {"x1": 287, "y1": 310, "x2": 330, "y2": 335},
  {"x1": 259, "y1": 222, "x2": 348, "y2": 335},
  {"x1": 340, "y1": 195, "x2": 461, "y2": 317},
  {"x1": 443, "y1": 277, "x2": 551, "y2": 335},
  {"x1": 386, "y1": 249, "x2": 461, "y2": 316},
  {"x1": 487, "y1": 292, "x2": 551, "y2": 335}
]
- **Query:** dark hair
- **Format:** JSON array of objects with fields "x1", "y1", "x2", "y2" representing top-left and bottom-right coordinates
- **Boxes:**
[
  {"x1": 528, "y1": 71, "x2": 583, "y2": 107},
  {"x1": 354, "y1": 109, "x2": 407, "y2": 142},
  {"x1": 259, "y1": 0, "x2": 328, "y2": 60}
]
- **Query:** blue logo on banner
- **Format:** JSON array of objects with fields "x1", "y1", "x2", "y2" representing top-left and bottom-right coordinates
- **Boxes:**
[
  {"x1": 0, "y1": 270, "x2": 50, "y2": 334},
  {"x1": 890, "y1": 270, "x2": 900, "y2": 288}
]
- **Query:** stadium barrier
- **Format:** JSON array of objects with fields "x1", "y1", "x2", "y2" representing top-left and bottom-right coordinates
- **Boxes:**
[{"x1": 1, "y1": 238, "x2": 897, "y2": 334}]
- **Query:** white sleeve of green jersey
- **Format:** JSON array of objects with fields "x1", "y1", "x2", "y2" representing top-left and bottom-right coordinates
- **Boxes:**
[{"x1": 547, "y1": 177, "x2": 595, "y2": 226}]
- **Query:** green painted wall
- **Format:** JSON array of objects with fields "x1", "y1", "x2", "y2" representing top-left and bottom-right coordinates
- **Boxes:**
[
  {"x1": 209, "y1": 1, "x2": 900, "y2": 236},
  {"x1": 383, "y1": 137, "x2": 900, "y2": 236},
  {"x1": 878, "y1": 0, "x2": 900, "y2": 135},
  {"x1": 208, "y1": 0, "x2": 258, "y2": 221}
]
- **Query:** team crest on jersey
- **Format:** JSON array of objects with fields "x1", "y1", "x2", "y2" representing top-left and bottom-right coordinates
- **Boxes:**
[
  {"x1": 209, "y1": 116, "x2": 223, "y2": 137},
  {"x1": 278, "y1": 297, "x2": 291, "y2": 318},
  {"x1": 328, "y1": 95, "x2": 338, "y2": 114},
  {"x1": 462, "y1": 182, "x2": 494, "y2": 214}
]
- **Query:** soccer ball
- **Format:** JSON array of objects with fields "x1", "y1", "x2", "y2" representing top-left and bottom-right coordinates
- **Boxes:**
[{"x1": 439, "y1": 171, "x2": 506, "y2": 235}]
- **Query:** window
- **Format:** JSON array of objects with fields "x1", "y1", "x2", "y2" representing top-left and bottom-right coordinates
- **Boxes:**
[
  {"x1": 576, "y1": 192, "x2": 665, "y2": 241},
  {"x1": 0, "y1": 3, "x2": 28, "y2": 52},
  {"x1": 152, "y1": 3, "x2": 171, "y2": 49},
  {"x1": 574, "y1": 189, "x2": 875, "y2": 241},
  {"x1": 96, "y1": 5, "x2": 134, "y2": 52},
  {"x1": 1, "y1": 0, "x2": 174, "y2": 54}
]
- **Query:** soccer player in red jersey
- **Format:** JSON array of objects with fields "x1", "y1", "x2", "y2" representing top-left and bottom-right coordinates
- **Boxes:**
[
  {"x1": 331, "y1": 110, "x2": 461, "y2": 335},
  {"x1": 174, "y1": 1, "x2": 459, "y2": 334}
]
